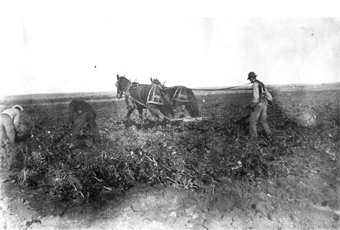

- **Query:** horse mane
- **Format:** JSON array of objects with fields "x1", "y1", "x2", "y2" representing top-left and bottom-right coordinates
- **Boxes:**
[{"x1": 119, "y1": 76, "x2": 130, "y2": 83}]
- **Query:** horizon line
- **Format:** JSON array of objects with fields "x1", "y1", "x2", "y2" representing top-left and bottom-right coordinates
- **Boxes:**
[{"x1": 0, "y1": 82, "x2": 339, "y2": 98}]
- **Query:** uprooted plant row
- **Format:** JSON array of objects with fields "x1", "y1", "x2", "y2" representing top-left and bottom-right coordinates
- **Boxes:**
[{"x1": 1, "y1": 90, "x2": 339, "y2": 203}]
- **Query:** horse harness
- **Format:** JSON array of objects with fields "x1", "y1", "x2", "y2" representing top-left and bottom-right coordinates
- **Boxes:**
[
  {"x1": 120, "y1": 83, "x2": 165, "y2": 108},
  {"x1": 172, "y1": 87, "x2": 189, "y2": 103},
  {"x1": 126, "y1": 85, "x2": 173, "y2": 121}
]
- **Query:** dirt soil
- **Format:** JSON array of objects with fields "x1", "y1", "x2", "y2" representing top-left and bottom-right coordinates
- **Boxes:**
[
  {"x1": 1, "y1": 90, "x2": 340, "y2": 230},
  {"x1": 1, "y1": 148, "x2": 339, "y2": 230}
]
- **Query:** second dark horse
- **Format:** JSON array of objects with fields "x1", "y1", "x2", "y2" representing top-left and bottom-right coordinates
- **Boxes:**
[
  {"x1": 116, "y1": 74, "x2": 174, "y2": 128},
  {"x1": 150, "y1": 78, "x2": 200, "y2": 118}
]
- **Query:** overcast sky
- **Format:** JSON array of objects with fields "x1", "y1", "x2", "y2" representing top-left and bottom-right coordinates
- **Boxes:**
[{"x1": 1, "y1": 2, "x2": 339, "y2": 96}]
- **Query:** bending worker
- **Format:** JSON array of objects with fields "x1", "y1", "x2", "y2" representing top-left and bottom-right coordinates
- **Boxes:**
[
  {"x1": 247, "y1": 72, "x2": 273, "y2": 139},
  {"x1": 69, "y1": 100, "x2": 100, "y2": 146},
  {"x1": 0, "y1": 105, "x2": 23, "y2": 145}
]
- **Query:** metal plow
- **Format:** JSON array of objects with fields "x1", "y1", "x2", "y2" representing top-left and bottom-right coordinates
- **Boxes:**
[{"x1": 169, "y1": 116, "x2": 211, "y2": 123}]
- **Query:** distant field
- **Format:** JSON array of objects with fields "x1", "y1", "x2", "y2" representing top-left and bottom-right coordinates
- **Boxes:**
[
  {"x1": 0, "y1": 82, "x2": 339, "y2": 106},
  {"x1": 0, "y1": 91, "x2": 116, "y2": 107}
]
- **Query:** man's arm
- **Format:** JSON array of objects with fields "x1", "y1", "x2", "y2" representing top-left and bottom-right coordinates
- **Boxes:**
[
  {"x1": 13, "y1": 112, "x2": 20, "y2": 130},
  {"x1": 265, "y1": 88, "x2": 273, "y2": 101}
]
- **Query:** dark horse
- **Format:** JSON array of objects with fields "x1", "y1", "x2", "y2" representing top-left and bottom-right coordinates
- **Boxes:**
[
  {"x1": 116, "y1": 74, "x2": 174, "y2": 128},
  {"x1": 150, "y1": 78, "x2": 200, "y2": 118}
]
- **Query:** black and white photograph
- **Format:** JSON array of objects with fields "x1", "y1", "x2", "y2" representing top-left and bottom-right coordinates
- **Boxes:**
[{"x1": 0, "y1": 1, "x2": 339, "y2": 229}]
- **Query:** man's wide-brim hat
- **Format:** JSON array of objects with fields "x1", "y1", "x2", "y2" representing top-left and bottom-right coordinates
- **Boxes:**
[
  {"x1": 12, "y1": 105, "x2": 23, "y2": 112},
  {"x1": 247, "y1": 72, "x2": 257, "y2": 80}
]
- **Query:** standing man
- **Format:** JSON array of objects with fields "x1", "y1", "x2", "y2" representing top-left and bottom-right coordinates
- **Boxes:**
[
  {"x1": 0, "y1": 105, "x2": 23, "y2": 145},
  {"x1": 247, "y1": 72, "x2": 273, "y2": 139},
  {"x1": 68, "y1": 100, "x2": 100, "y2": 147}
]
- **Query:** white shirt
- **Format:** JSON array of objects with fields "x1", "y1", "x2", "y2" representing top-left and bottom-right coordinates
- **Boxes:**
[
  {"x1": 252, "y1": 81, "x2": 273, "y2": 104},
  {"x1": 1, "y1": 108, "x2": 21, "y2": 130}
]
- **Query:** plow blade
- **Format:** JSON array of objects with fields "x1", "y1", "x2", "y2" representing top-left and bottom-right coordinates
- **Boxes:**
[{"x1": 170, "y1": 116, "x2": 211, "y2": 123}]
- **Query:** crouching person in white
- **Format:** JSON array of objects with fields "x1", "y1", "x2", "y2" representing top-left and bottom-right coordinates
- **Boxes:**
[{"x1": 0, "y1": 105, "x2": 23, "y2": 146}]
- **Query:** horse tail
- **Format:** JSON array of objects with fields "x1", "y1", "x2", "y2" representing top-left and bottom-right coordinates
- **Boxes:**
[{"x1": 186, "y1": 89, "x2": 200, "y2": 117}]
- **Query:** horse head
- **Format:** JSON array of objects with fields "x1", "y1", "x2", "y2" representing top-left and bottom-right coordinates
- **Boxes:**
[
  {"x1": 116, "y1": 74, "x2": 130, "y2": 98},
  {"x1": 150, "y1": 78, "x2": 166, "y2": 88}
]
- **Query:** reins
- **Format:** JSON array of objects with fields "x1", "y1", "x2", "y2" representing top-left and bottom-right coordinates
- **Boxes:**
[{"x1": 188, "y1": 83, "x2": 251, "y2": 91}]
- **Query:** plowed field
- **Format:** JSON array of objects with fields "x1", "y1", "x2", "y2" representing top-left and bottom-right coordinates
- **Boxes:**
[{"x1": 1, "y1": 89, "x2": 339, "y2": 229}]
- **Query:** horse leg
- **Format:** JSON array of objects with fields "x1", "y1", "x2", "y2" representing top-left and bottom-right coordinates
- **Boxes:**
[
  {"x1": 137, "y1": 107, "x2": 144, "y2": 129},
  {"x1": 158, "y1": 105, "x2": 173, "y2": 126},
  {"x1": 148, "y1": 105, "x2": 160, "y2": 128},
  {"x1": 187, "y1": 93, "x2": 200, "y2": 117},
  {"x1": 173, "y1": 101, "x2": 179, "y2": 113},
  {"x1": 185, "y1": 103, "x2": 192, "y2": 117},
  {"x1": 175, "y1": 102, "x2": 185, "y2": 118},
  {"x1": 125, "y1": 97, "x2": 136, "y2": 128},
  {"x1": 125, "y1": 108, "x2": 134, "y2": 128}
]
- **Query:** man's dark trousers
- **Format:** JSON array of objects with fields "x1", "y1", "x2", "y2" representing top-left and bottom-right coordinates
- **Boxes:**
[{"x1": 70, "y1": 111, "x2": 100, "y2": 144}]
